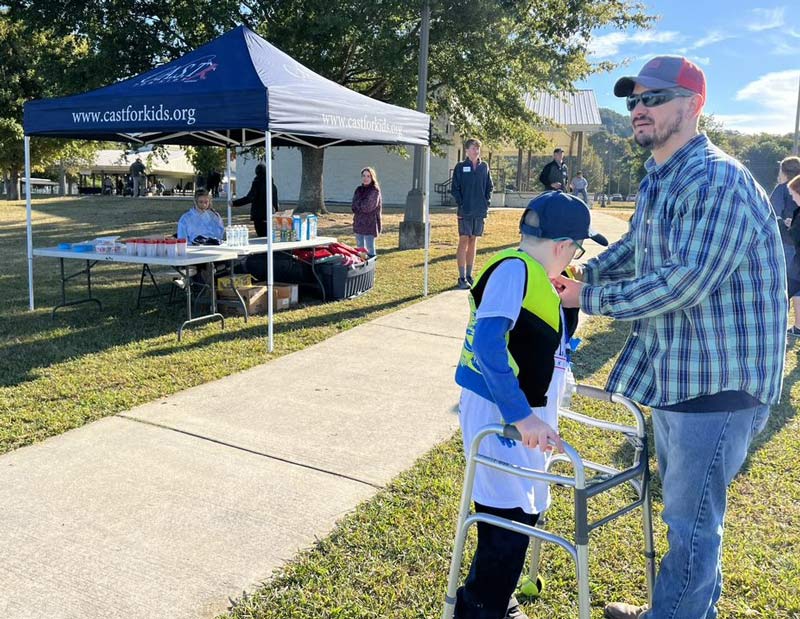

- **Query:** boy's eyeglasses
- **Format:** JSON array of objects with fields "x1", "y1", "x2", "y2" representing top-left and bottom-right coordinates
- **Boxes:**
[
  {"x1": 554, "y1": 237, "x2": 585, "y2": 259},
  {"x1": 625, "y1": 88, "x2": 694, "y2": 112}
]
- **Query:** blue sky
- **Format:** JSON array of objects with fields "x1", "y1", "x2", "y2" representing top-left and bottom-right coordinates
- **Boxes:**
[{"x1": 576, "y1": 1, "x2": 800, "y2": 134}]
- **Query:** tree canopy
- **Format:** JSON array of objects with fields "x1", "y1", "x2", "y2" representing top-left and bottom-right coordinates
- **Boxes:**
[{"x1": 5, "y1": 0, "x2": 655, "y2": 208}]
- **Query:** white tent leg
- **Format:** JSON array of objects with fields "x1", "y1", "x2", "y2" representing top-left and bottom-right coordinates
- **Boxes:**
[
  {"x1": 25, "y1": 136, "x2": 35, "y2": 310},
  {"x1": 265, "y1": 131, "x2": 274, "y2": 353},
  {"x1": 226, "y1": 147, "x2": 232, "y2": 226},
  {"x1": 424, "y1": 145, "x2": 431, "y2": 297}
]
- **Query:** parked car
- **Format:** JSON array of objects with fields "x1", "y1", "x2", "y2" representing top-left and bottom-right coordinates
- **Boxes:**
[
  {"x1": 611, "y1": 193, "x2": 623, "y2": 202},
  {"x1": 626, "y1": 194, "x2": 638, "y2": 202}
]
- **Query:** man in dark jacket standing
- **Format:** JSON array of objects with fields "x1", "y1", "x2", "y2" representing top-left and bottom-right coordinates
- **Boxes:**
[
  {"x1": 451, "y1": 138, "x2": 494, "y2": 289},
  {"x1": 233, "y1": 162, "x2": 280, "y2": 237},
  {"x1": 539, "y1": 148, "x2": 568, "y2": 191},
  {"x1": 129, "y1": 157, "x2": 146, "y2": 197}
]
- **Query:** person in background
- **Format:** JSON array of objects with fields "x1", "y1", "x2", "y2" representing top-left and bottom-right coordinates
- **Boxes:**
[
  {"x1": 102, "y1": 176, "x2": 113, "y2": 196},
  {"x1": 351, "y1": 167, "x2": 382, "y2": 258},
  {"x1": 206, "y1": 169, "x2": 222, "y2": 197},
  {"x1": 115, "y1": 177, "x2": 124, "y2": 195},
  {"x1": 569, "y1": 170, "x2": 589, "y2": 205},
  {"x1": 770, "y1": 156, "x2": 800, "y2": 335},
  {"x1": 451, "y1": 138, "x2": 494, "y2": 289},
  {"x1": 538, "y1": 148, "x2": 568, "y2": 191},
  {"x1": 129, "y1": 157, "x2": 146, "y2": 197},
  {"x1": 177, "y1": 188, "x2": 224, "y2": 244},
  {"x1": 233, "y1": 162, "x2": 279, "y2": 237},
  {"x1": 556, "y1": 55, "x2": 786, "y2": 619},
  {"x1": 785, "y1": 172, "x2": 800, "y2": 335}
]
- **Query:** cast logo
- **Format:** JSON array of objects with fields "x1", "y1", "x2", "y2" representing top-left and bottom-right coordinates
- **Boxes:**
[{"x1": 137, "y1": 55, "x2": 218, "y2": 86}]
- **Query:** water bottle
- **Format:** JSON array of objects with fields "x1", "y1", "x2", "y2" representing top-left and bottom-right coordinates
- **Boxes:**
[
  {"x1": 243, "y1": 225, "x2": 249, "y2": 246},
  {"x1": 226, "y1": 225, "x2": 233, "y2": 246},
  {"x1": 562, "y1": 365, "x2": 576, "y2": 409}
]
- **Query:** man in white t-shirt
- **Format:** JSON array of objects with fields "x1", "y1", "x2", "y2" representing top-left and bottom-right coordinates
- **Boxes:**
[{"x1": 453, "y1": 191, "x2": 607, "y2": 619}]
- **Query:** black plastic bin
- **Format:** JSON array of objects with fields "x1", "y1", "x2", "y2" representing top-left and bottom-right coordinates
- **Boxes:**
[
  {"x1": 316, "y1": 257, "x2": 376, "y2": 300},
  {"x1": 245, "y1": 252, "x2": 313, "y2": 284}
]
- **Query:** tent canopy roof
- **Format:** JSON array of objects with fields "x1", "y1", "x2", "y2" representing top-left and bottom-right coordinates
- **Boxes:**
[{"x1": 24, "y1": 26, "x2": 430, "y2": 148}]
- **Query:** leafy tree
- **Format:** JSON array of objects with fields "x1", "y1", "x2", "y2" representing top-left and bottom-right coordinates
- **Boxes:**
[
  {"x1": 185, "y1": 146, "x2": 226, "y2": 183},
  {"x1": 9, "y1": 0, "x2": 652, "y2": 211},
  {"x1": 0, "y1": 12, "x2": 100, "y2": 199}
]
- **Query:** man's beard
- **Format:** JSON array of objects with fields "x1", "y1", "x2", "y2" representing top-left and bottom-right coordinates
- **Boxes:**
[{"x1": 634, "y1": 113, "x2": 683, "y2": 150}]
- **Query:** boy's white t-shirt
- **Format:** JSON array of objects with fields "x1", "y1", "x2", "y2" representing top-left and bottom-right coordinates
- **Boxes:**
[{"x1": 459, "y1": 258, "x2": 568, "y2": 514}]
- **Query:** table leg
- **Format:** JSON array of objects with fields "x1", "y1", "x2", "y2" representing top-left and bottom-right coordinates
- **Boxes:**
[
  {"x1": 227, "y1": 258, "x2": 248, "y2": 322},
  {"x1": 309, "y1": 253, "x2": 326, "y2": 302},
  {"x1": 52, "y1": 258, "x2": 103, "y2": 317},
  {"x1": 177, "y1": 262, "x2": 225, "y2": 341}
]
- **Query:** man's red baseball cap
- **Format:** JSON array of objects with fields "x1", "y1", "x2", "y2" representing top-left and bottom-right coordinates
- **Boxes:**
[{"x1": 614, "y1": 56, "x2": 706, "y2": 103}]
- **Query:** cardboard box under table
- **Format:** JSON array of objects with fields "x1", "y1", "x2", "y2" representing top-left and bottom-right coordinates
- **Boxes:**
[{"x1": 216, "y1": 283, "x2": 298, "y2": 316}]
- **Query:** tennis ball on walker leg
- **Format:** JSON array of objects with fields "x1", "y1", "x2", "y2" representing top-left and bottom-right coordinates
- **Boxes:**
[{"x1": 517, "y1": 574, "x2": 544, "y2": 598}]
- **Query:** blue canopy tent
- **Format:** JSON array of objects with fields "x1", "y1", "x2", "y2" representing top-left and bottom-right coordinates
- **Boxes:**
[{"x1": 23, "y1": 25, "x2": 432, "y2": 350}]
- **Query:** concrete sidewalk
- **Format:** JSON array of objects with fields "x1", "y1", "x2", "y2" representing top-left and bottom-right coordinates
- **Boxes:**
[{"x1": 0, "y1": 211, "x2": 627, "y2": 619}]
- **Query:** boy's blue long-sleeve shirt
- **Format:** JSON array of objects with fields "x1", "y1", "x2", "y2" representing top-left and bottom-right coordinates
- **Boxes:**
[{"x1": 471, "y1": 316, "x2": 533, "y2": 424}]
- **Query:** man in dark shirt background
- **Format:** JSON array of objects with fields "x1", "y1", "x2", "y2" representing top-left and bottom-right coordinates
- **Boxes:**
[
  {"x1": 538, "y1": 148, "x2": 568, "y2": 191},
  {"x1": 451, "y1": 138, "x2": 494, "y2": 290}
]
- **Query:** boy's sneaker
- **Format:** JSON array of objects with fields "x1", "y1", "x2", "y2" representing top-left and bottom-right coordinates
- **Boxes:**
[
  {"x1": 466, "y1": 275, "x2": 474, "y2": 286},
  {"x1": 457, "y1": 277, "x2": 470, "y2": 290},
  {"x1": 788, "y1": 326, "x2": 800, "y2": 337},
  {"x1": 504, "y1": 596, "x2": 528, "y2": 619},
  {"x1": 604, "y1": 602, "x2": 648, "y2": 619}
]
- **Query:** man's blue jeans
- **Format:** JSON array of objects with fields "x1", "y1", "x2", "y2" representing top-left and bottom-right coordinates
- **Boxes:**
[{"x1": 643, "y1": 405, "x2": 770, "y2": 619}]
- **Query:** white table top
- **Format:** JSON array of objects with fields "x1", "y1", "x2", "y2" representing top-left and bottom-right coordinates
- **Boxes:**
[
  {"x1": 33, "y1": 236, "x2": 338, "y2": 266},
  {"x1": 33, "y1": 246, "x2": 233, "y2": 267},
  {"x1": 216, "y1": 236, "x2": 337, "y2": 256}
]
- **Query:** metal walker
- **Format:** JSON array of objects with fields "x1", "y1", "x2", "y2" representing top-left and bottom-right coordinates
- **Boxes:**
[{"x1": 442, "y1": 384, "x2": 656, "y2": 619}]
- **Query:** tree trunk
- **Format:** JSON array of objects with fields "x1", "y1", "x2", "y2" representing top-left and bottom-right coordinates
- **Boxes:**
[
  {"x1": 58, "y1": 161, "x2": 67, "y2": 196},
  {"x1": 296, "y1": 146, "x2": 327, "y2": 213},
  {"x1": 10, "y1": 169, "x2": 20, "y2": 201}
]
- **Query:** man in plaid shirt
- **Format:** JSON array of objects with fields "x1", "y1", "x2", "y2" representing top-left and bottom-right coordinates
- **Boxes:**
[{"x1": 558, "y1": 56, "x2": 787, "y2": 619}]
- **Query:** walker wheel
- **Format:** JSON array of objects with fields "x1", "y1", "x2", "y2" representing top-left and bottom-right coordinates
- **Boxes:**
[{"x1": 517, "y1": 574, "x2": 544, "y2": 599}]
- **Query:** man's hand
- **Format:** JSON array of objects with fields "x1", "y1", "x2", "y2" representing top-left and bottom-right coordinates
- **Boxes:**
[
  {"x1": 566, "y1": 263, "x2": 585, "y2": 281},
  {"x1": 554, "y1": 275, "x2": 584, "y2": 308},
  {"x1": 514, "y1": 413, "x2": 563, "y2": 453},
  {"x1": 785, "y1": 217, "x2": 792, "y2": 229}
]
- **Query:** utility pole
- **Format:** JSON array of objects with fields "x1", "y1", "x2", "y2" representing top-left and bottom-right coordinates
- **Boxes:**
[
  {"x1": 793, "y1": 74, "x2": 800, "y2": 155},
  {"x1": 399, "y1": 0, "x2": 430, "y2": 249}
]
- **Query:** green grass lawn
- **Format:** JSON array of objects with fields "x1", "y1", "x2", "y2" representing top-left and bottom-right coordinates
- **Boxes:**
[
  {"x1": 2, "y1": 196, "x2": 798, "y2": 618},
  {"x1": 0, "y1": 195, "x2": 523, "y2": 454},
  {"x1": 219, "y1": 315, "x2": 800, "y2": 619}
]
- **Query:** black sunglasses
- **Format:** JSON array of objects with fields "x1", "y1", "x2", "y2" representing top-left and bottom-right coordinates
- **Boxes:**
[{"x1": 626, "y1": 88, "x2": 694, "y2": 112}]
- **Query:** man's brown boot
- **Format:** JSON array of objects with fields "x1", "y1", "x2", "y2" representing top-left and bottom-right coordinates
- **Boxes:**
[{"x1": 604, "y1": 602, "x2": 648, "y2": 619}]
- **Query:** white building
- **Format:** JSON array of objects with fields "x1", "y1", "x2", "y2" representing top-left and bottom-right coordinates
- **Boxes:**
[{"x1": 236, "y1": 90, "x2": 602, "y2": 208}]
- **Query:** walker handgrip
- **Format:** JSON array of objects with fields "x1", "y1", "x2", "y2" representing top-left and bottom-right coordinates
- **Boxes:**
[
  {"x1": 576, "y1": 384, "x2": 613, "y2": 402},
  {"x1": 502, "y1": 425, "x2": 523, "y2": 441}
]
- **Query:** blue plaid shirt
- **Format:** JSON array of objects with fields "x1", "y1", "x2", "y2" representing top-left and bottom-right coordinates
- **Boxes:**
[{"x1": 581, "y1": 134, "x2": 787, "y2": 407}]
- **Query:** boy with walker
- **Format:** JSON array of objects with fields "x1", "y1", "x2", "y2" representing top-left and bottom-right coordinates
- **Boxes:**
[{"x1": 454, "y1": 191, "x2": 607, "y2": 619}]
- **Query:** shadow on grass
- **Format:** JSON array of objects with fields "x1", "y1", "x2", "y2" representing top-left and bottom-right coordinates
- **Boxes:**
[
  {"x1": 141, "y1": 294, "x2": 423, "y2": 358},
  {"x1": 0, "y1": 276, "x2": 426, "y2": 386}
]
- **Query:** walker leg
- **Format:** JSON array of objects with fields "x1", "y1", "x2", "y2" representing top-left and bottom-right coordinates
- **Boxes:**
[
  {"x1": 576, "y1": 544, "x2": 591, "y2": 619},
  {"x1": 642, "y1": 478, "x2": 656, "y2": 608},
  {"x1": 527, "y1": 515, "x2": 546, "y2": 583}
]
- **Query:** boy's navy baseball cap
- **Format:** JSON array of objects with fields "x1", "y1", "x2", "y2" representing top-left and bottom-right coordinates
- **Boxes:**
[
  {"x1": 520, "y1": 191, "x2": 608, "y2": 247},
  {"x1": 613, "y1": 55, "x2": 706, "y2": 103}
]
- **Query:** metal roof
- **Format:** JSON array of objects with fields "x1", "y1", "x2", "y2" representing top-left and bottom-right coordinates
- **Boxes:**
[{"x1": 524, "y1": 90, "x2": 602, "y2": 131}]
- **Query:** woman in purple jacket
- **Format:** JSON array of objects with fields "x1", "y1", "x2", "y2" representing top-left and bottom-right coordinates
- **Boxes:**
[{"x1": 351, "y1": 167, "x2": 382, "y2": 258}]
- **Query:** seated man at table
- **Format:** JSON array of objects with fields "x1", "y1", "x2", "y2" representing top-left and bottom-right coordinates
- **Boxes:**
[{"x1": 177, "y1": 189, "x2": 224, "y2": 245}]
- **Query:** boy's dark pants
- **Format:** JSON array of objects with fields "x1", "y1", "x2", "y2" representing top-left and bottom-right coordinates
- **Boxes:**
[{"x1": 455, "y1": 502, "x2": 539, "y2": 619}]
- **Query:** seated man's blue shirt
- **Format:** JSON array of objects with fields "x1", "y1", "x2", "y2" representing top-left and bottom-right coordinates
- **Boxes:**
[{"x1": 177, "y1": 207, "x2": 224, "y2": 243}]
